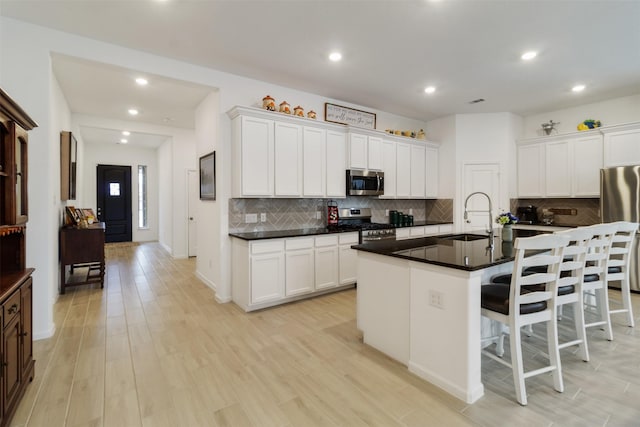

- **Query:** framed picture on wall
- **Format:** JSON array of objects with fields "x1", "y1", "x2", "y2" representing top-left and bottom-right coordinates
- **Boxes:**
[{"x1": 199, "y1": 151, "x2": 216, "y2": 200}]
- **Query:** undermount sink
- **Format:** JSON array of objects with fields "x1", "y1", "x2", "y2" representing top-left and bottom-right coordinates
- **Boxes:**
[{"x1": 438, "y1": 233, "x2": 489, "y2": 242}]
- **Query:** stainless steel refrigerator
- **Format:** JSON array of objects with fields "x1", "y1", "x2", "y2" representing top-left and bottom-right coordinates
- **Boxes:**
[{"x1": 600, "y1": 165, "x2": 640, "y2": 291}]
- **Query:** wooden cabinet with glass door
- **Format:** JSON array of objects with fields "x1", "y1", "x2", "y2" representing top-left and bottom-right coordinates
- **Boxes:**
[{"x1": 0, "y1": 87, "x2": 36, "y2": 427}]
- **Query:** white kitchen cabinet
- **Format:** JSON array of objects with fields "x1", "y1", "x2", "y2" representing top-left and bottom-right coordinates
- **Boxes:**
[
  {"x1": 249, "y1": 241, "x2": 285, "y2": 305},
  {"x1": 233, "y1": 115, "x2": 274, "y2": 197},
  {"x1": 285, "y1": 238, "x2": 315, "y2": 297},
  {"x1": 410, "y1": 144, "x2": 426, "y2": 198},
  {"x1": 603, "y1": 124, "x2": 640, "y2": 167},
  {"x1": 517, "y1": 143, "x2": 545, "y2": 197},
  {"x1": 409, "y1": 226, "x2": 425, "y2": 237},
  {"x1": 315, "y1": 235, "x2": 339, "y2": 290},
  {"x1": 367, "y1": 136, "x2": 383, "y2": 170},
  {"x1": 274, "y1": 122, "x2": 303, "y2": 196},
  {"x1": 395, "y1": 228, "x2": 411, "y2": 240},
  {"x1": 348, "y1": 132, "x2": 383, "y2": 171},
  {"x1": 303, "y1": 126, "x2": 326, "y2": 197},
  {"x1": 573, "y1": 135, "x2": 603, "y2": 196},
  {"x1": 396, "y1": 142, "x2": 411, "y2": 198},
  {"x1": 380, "y1": 140, "x2": 397, "y2": 198},
  {"x1": 425, "y1": 145, "x2": 439, "y2": 198},
  {"x1": 545, "y1": 140, "x2": 571, "y2": 197},
  {"x1": 339, "y1": 232, "x2": 359, "y2": 285},
  {"x1": 326, "y1": 130, "x2": 346, "y2": 198}
]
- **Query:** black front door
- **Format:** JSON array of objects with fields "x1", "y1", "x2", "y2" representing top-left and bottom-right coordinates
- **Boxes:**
[{"x1": 97, "y1": 165, "x2": 132, "y2": 243}]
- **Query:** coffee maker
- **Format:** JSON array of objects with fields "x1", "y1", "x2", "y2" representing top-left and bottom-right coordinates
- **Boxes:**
[{"x1": 516, "y1": 205, "x2": 539, "y2": 224}]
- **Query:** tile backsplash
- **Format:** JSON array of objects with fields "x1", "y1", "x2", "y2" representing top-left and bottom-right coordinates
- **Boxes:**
[
  {"x1": 229, "y1": 197, "x2": 454, "y2": 232},
  {"x1": 511, "y1": 198, "x2": 600, "y2": 226}
]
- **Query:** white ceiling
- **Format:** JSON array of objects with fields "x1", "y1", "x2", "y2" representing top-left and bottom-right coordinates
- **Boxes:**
[{"x1": 3, "y1": 0, "x2": 640, "y2": 131}]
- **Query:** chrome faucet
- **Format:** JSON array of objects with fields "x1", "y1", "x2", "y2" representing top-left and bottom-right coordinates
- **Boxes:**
[{"x1": 463, "y1": 191, "x2": 494, "y2": 248}]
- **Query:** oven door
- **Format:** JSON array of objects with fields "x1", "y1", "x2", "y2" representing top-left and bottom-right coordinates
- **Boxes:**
[{"x1": 347, "y1": 170, "x2": 384, "y2": 196}]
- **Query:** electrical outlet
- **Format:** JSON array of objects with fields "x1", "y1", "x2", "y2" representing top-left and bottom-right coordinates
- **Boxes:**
[
  {"x1": 385, "y1": 209, "x2": 389, "y2": 216},
  {"x1": 429, "y1": 290, "x2": 444, "y2": 309},
  {"x1": 260, "y1": 213, "x2": 267, "y2": 222},
  {"x1": 409, "y1": 208, "x2": 413, "y2": 215},
  {"x1": 316, "y1": 211, "x2": 322, "y2": 220},
  {"x1": 245, "y1": 213, "x2": 257, "y2": 223}
]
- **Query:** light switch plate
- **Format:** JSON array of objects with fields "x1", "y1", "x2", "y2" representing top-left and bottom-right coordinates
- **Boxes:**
[
  {"x1": 260, "y1": 213, "x2": 267, "y2": 222},
  {"x1": 245, "y1": 213, "x2": 257, "y2": 223}
]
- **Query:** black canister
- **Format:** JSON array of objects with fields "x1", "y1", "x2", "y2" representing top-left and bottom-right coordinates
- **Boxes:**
[
  {"x1": 408, "y1": 215, "x2": 414, "y2": 226},
  {"x1": 389, "y1": 210, "x2": 398, "y2": 225}
]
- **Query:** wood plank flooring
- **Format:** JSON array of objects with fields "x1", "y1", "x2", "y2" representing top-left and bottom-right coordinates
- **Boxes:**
[{"x1": 10, "y1": 242, "x2": 640, "y2": 426}]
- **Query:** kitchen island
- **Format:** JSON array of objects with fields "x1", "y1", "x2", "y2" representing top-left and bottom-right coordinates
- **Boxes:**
[{"x1": 352, "y1": 229, "x2": 544, "y2": 404}]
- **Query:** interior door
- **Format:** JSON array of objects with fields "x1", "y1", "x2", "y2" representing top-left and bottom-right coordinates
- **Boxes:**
[
  {"x1": 187, "y1": 169, "x2": 198, "y2": 257},
  {"x1": 463, "y1": 163, "x2": 501, "y2": 232},
  {"x1": 97, "y1": 165, "x2": 132, "y2": 243}
]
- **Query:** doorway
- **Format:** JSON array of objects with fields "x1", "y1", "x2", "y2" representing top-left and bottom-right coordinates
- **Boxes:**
[
  {"x1": 97, "y1": 164, "x2": 132, "y2": 243},
  {"x1": 462, "y1": 163, "x2": 501, "y2": 232},
  {"x1": 187, "y1": 169, "x2": 198, "y2": 257}
]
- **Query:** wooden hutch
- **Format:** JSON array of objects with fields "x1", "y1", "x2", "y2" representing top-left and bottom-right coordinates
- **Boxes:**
[{"x1": 0, "y1": 87, "x2": 36, "y2": 426}]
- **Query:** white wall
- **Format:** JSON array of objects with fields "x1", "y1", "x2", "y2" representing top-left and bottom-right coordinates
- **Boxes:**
[
  {"x1": 157, "y1": 140, "x2": 172, "y2": 252},
  {"x1": 523, "y1": 94, "x2": 640, "y2": 138},
  {"x1": 83, "y1": 141, "x2": 159, "y2": 242}
]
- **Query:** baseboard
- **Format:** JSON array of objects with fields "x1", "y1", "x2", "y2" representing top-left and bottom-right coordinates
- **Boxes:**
[
  {"x1": 195, "y1": 270, "x2": 216, "y2": 291},
  {"x1": 408, "y1": 361, "x2": 484, "y2": 404},
  {"x1": 33, "y1": 323, "x2": 56, "y2": 341}
]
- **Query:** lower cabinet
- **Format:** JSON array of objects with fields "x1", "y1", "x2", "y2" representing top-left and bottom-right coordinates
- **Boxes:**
[
  {"x1": 396, "y1": 224, "x2": 453, "y2": 240},
  {"x1": 232, "y1": 233, "x2": 359, "y2": 311},
  {"x1": 0, "y1": 274, "x2": 34, "y2": 427}
]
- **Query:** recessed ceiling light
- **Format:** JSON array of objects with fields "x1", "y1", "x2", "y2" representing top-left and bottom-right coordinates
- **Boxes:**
[
  {"x1": 120, "y1": 139, "x2": 128, "y2": 144},
  {"x1": 521, "y1": 51, "x2": 537, "y2": 60},
  {"x1": 135, "y1": 77, "x2": 148, "y2": 86},
  {"x1": 128, "y1": 109, "x2": 139, "y2": 116},
  {"x1": 329, "y1": 52, "x2": 342, "y2": 62},
  {"x1": 424, "y1": 86, "x2": 436, "y2": 94},
  {"x1": 572, "y1": 84, "x2": 586, "y2": 92},
  {"x1": 122, "y1": 131, "x2": 130, "y2": 136}
]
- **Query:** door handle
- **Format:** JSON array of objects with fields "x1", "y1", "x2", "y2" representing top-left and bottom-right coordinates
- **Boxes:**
[{"x1": 189, "y1": 217, "x2": 194, "y2": 220}]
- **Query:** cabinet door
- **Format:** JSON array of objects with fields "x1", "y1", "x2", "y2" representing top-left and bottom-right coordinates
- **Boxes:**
[
  {"x1": 250, "y1": 252, "x2": 285, "y2": 304},
  {"x1": 3, "y1": 315, "x2": 21, "y2": 412},
  {"x1": 326, "y1": 131, "x2": 346, "y2": 197},
  {"x1": 517, "y1": 144, "x2": 545, "y2": 197},
  {"x1": 367, "y1": 136, "x2": 383, "y2": 171},
  {"x1": 20, "y1": 278, "x2": 32, "y2": 381},
  {"x1": 303, "y1": 127, "x2": 326, "y2": 197},
  {"x1": 315, "y1": 246, "x2": 339, "y2": 290},
  {"x1": 425, "y1": 145, "x2": 439, "y2": 198},
  {"x1": 285, "y1": 249, "x2": 315, "y2": 296},
  {"x1": 241, "y1": 116, "x2": 274, "y2": 196},
  {"x1": 396, "y1": 143, "x2": 411, "y2": 198},
  {"x1": 545, "y1": 140, "x2": 571, "y2": 197},
  {"x1": 573, "y1": 135, "x2": 603, "y2": 197},
  {"x1": 348, "y1": 133, "x2": 367, "y2": 169},
  {"x1": 396, "y1": 228, "x2": 411, "y2": 240},
  {"x1": 410, "y1": 226, "x2": 425, "y2": 237},
  {"x1": 603, "y1": 129, "x2": 640, "y2": 167},
  {"x1": 274, "y1": 122, "x2": 302, "y2": 196},
  {"x1": 410, "y1": 144, "x2": 426, "y2": 198},
  {"x1": 339, "y1": 244, "x2": 358, "y2": 285},
  {"x1": 380, "y1": 140, "x2": 396, "y2": 198}
]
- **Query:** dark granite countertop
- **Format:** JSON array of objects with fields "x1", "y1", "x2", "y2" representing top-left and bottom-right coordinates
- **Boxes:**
[
  {"x1": 229, "y1": 227, "x2": 355, "y2": 241},
  {"x1": 351, "y1": 228, "x2": 549, "y2": 271}
]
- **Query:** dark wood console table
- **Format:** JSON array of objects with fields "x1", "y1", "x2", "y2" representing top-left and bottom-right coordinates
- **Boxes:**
[{"x1": 59, "y1": 222, "x2": 105, "y2": 294}]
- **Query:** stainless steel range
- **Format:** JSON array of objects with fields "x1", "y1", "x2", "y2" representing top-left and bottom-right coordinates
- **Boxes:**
[{"x1": 334, "y1": 208, "x2": 396, "y2": 242}]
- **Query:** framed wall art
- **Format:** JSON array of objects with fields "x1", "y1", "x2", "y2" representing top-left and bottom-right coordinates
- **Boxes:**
[
  {"x1": 199, "y1": 151, "x2": 216, "y2": 200},
  {"x1": 324, "y1": 103, "x2": 376, "y2": 129}
]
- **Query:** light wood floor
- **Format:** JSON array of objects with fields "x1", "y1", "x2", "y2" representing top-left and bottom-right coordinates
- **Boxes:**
[{"x1": 9, "y1": 242, "x2": 640, "y2": 426}]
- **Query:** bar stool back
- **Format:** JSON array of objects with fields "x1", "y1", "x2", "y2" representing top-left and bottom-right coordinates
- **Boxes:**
[{"x1": 606, "y1": 221, "x2": 638, "y2": 328}]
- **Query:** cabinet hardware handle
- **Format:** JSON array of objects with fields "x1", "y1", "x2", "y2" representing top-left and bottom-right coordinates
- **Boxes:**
[
  {"x1": 7, "y1": 304, "x2": 18, "y2": 315},
  {"x1": 20, "y1": 332, "x2": 28, "y2": 337}
]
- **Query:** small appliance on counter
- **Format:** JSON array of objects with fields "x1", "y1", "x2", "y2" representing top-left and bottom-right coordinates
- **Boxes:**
[
  {"x1": 327, "y1": 200, "x2": 339, "y2": 226},
  {"x1": 335, "y1": 208, "x2": 395, "y2": 242},
  {"x1": 516, "y1": 205, "x2": 539, "y2": 224}
]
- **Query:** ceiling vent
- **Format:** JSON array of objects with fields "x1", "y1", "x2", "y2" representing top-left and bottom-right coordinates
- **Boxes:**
[{"x1": 468, "y1": 98, "x2": 485, "y2": 104}]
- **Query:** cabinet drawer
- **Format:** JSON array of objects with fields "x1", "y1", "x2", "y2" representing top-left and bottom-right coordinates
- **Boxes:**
[
  {"x1": 3, "y1": 289, "x2": 21, "y2": 327},
  {"x1": 251, "y1": 240, "x2": 284, "y2": 255},
  {"x1": 410, "y1": 226, "x2": 425, "y2": 237},
  {"x1": 339, "y1": 233, "x2": 359, "y2": 245},
  {"x1": 315, "y1": 235, "x2": 338, "y2": 247},
  {"x1": 285, "y1": 237, "x2": 314, "y2": 250}
]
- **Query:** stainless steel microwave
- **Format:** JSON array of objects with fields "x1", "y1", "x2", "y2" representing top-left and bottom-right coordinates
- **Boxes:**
[{"x1": 346, "y1": 169, "x2": 384, "y2": 196}]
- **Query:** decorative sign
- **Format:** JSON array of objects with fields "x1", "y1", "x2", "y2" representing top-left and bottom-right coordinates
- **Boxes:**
[{"x1": 324, "y1": 103, "x2": 376, "y2": 129}]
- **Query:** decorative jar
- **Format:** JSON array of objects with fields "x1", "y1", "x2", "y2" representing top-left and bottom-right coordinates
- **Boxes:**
[
  {"x1": 262, "y1": 95, "x2": 276, "y2": 111},
  {"x1": 293, "y1": 105, "x2": 304, "y2": 117},
  {"x1": 279, "y1": 101, "x2": 291, "y2": 114},
  {"x1": 307, "y1": 110, "x2": 317, "y2": 119}
]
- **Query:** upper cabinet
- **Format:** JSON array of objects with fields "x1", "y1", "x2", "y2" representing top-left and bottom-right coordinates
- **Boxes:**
[
  {"x1": 517, "y1": 128, "x2": 607, "y2": 198},
  {"x1": 228, "y1": 106, "x2": 438, "y2": 200},
  {"x1": 347, "y1": 131, "x2": 382, "y2": 171},
  {"x1": 602, "y1": 123, "x2": 640, "y2": 167}
]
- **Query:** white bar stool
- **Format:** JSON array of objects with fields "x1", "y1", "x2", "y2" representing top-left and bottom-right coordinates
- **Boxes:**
[{"x1": 606, "y1": 221, "x2": 638, "y2": 328}]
